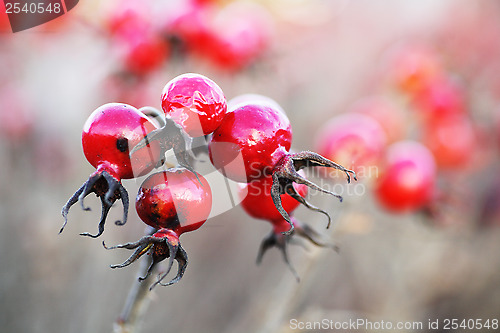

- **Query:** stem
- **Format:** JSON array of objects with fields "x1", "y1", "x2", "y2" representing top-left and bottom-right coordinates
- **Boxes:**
[
  {"x1": 254, "y1": 202, "x2": 351, "y2": 333},
  {"x1": 113, "y1": 227, "x2": 156, "y2": 333}
]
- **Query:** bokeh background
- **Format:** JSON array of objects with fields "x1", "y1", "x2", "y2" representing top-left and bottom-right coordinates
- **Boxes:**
[{"x1": 1, "y1": 0, "x2": 500, "y2": 332}]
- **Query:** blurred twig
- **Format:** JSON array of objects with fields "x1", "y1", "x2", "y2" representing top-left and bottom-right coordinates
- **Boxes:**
[
  {"x1": 113, "y1": 228, "x2": 156, "y2": 333},
  {"x1": 255, "y1": 200, "x2": 351, "y2": 333},
  {"x1": 256, "y1": 246, "x2": 328, "y2": 333}
]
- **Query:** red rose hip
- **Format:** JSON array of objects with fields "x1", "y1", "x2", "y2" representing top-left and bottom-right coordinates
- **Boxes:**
[
  {"x1": 209, "y1": 100, "x2": 356, "y2": 233},
  {"x1": 161, "y1": 73, "x2": 227, "y2": 137},
  {"x1": 375, "y1": 140, "x2": 437, "y2": 212},
  {"x1": 209, "y1": 102, "x2": 292, "y2": 182},
  {"x1": 61, "y1": 103, "x2": 161, "y2": 238},
  {"x1": 105, "y1": 169, "x2": 212, "y2": 288}
]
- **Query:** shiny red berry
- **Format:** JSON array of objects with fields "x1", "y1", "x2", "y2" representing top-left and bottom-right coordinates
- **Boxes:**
[
  {"x1": 106, "y1": 169, "x2": 212, "y2": 288},
  {"x1": 161, "y1": 73, "x2": 227, "y2": 137},
  {"x1": 61, "y1": 103, "x2": 161, "y2": 238},
  {"x1": 209, "y1": 100, "x2": 356, "y2": 233},
  {"x1": 136, "y1": 169, "x2": 212, "y2": 232},
  {"x1": 209, "y1": 102, "x2": 292, "y2": 182},
  {"x1": 82, "y1": 103, "x2": 160, "y2": 179}
]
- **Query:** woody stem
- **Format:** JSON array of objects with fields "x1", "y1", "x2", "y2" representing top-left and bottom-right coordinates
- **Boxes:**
[{"x1": 113, "y1": 227, "x2": 156, "y2": 333}]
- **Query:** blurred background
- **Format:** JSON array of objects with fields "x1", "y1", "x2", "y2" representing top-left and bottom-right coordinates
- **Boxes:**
[{"x1": 1, "y1": 0, "x2": 500, "y2": 332}]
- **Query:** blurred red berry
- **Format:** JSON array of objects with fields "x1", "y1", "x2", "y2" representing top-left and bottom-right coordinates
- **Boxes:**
[
  {"x1": 421, "y1": 114, "x2": 477, "y2": 170},
  {"x1": 105, "y1": 0, "x2": 150, "y2": 38},
  {"x1": 315, "y1": 113, "x2": 387, "y2": 176},
  {"x1": 384, "y1": 42, "x2": 443, "y2": 95},
  {"x1": 161, "y1": 0, "x2": 214, "y2": 54},
  {"x1": 0, "y1": 85, "x2": 34, "y2": 143},
  {"x1": 350, "y1": 95, "x2": 406, "y2": 143},
  {"x1": 375, "y1": 140, "x2": 437, "y2": 213},
  {"x1": 207, "y1": 1, "x2": 273, "y2": 70},
  {"x1": 121, "y1": 35, "x2": 170, "y2": 76},
  {"x1": 412, "y1": 75, "x2": 467, "y2": 121},
  {"x1": 0, "y1": 2, "x2": 11, "y2": 33}
]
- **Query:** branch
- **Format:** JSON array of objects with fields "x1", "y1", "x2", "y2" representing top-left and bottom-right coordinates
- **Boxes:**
[{"x1": 113, "y1": 227, "x2": 156, "y2": 333}]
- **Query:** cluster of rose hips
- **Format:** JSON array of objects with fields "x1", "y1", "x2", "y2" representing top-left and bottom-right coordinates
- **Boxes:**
[
  {"x1": 315, "y1": 41, "x2": 483, "y2": 218},
  {"x1": 103, "y1": 0, "x2": 273, "y2": 77},
  {"x1": 61, "y1": 73, "x2": 356, "y2": 288}
]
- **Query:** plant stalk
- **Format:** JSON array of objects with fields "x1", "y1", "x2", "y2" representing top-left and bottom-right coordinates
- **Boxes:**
[{"x1": 113, "y1": 227, "x2": 156, "y2": 333}]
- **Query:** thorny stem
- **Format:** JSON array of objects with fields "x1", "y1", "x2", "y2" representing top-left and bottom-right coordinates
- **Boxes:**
[{"x1": 113, "y1": 227, "x2": 156, "y2": 333}]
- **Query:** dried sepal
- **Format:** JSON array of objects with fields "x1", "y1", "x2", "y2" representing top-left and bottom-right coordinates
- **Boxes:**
[
  {"x1": 60, "y1": 170, "x2": 129, "y2": 238},
  {"x1": 103, "y1": 229, "x2": 188, "y2": 289},
  {"x1": 130, "y1": 117, "x2": 196, "y2": 173},
  {"x1": 271, "y1": 151, "x2": 357, "y2": 234},
  {"x1": 257, "y1": 217, "x2": 338, "y2": 281}
]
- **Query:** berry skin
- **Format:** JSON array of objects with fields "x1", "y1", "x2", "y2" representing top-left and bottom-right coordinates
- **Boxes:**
[
  {"x1": 61, "y1": 103, "x2": 161, "y2": 238},
  {"x1": 161, "y1": 73, "x2": 227, "y2": 137},
  {"x1": 121, "y1": 35, "x2": 170, "y2": 76},
  {"x1": 349, "y1": 95, "x2": 405, "y2": 143},
  {"x1": 209, "y1": 102, "x2": 292, "y2": 183},
  {"x1": 136, "y1": 169, "x2": 212, "y2": 233},
  {"x1": 421, "y1": 114, "x2": 476, "y2": 170},
  {"x1": 206, "y1": 1, "x2": 273, "y2": 71},
  {"x1": 0, "y1": 84, "x2": 34, "y2": 143},
  {"x1": 161, "y1": 0, "x2": 214, "y2": 56},
  {"x1": 412, "y1": 75, "x2": 466, "y2": 121},
  {"x1": 105, "y1": 0, "x2": 150, "y2": 38},
  {"x1": 241, "y1": 175, "x2": 307, "y2": 222},
  {"x1": 209, "y1": 101, "x2": 356, "y2": 233},
  {"x1": 105, "y1": 169, "x2": 212, "y2": 288},
  {"x1": 131, "y1": 73, "x2": 226, "y2": 171},
  {"x1": 82, "y1": 103, "x2": 160, "y2": 179},
  {"x1": 375, "y1": 140, "x2": 437, "y2": 213},
  {"x1": 105, "y1": 1, "x2": 169, "y2": 76},
  {"x1": 239, "y1": 173, "x2": 336, "y2": 280},
  {"x1": 315, "y1": 113, "x2": 387, "y2": 176},
  {"x1": 384, "y1": 42, "x2": 443, "y2": 95}
]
